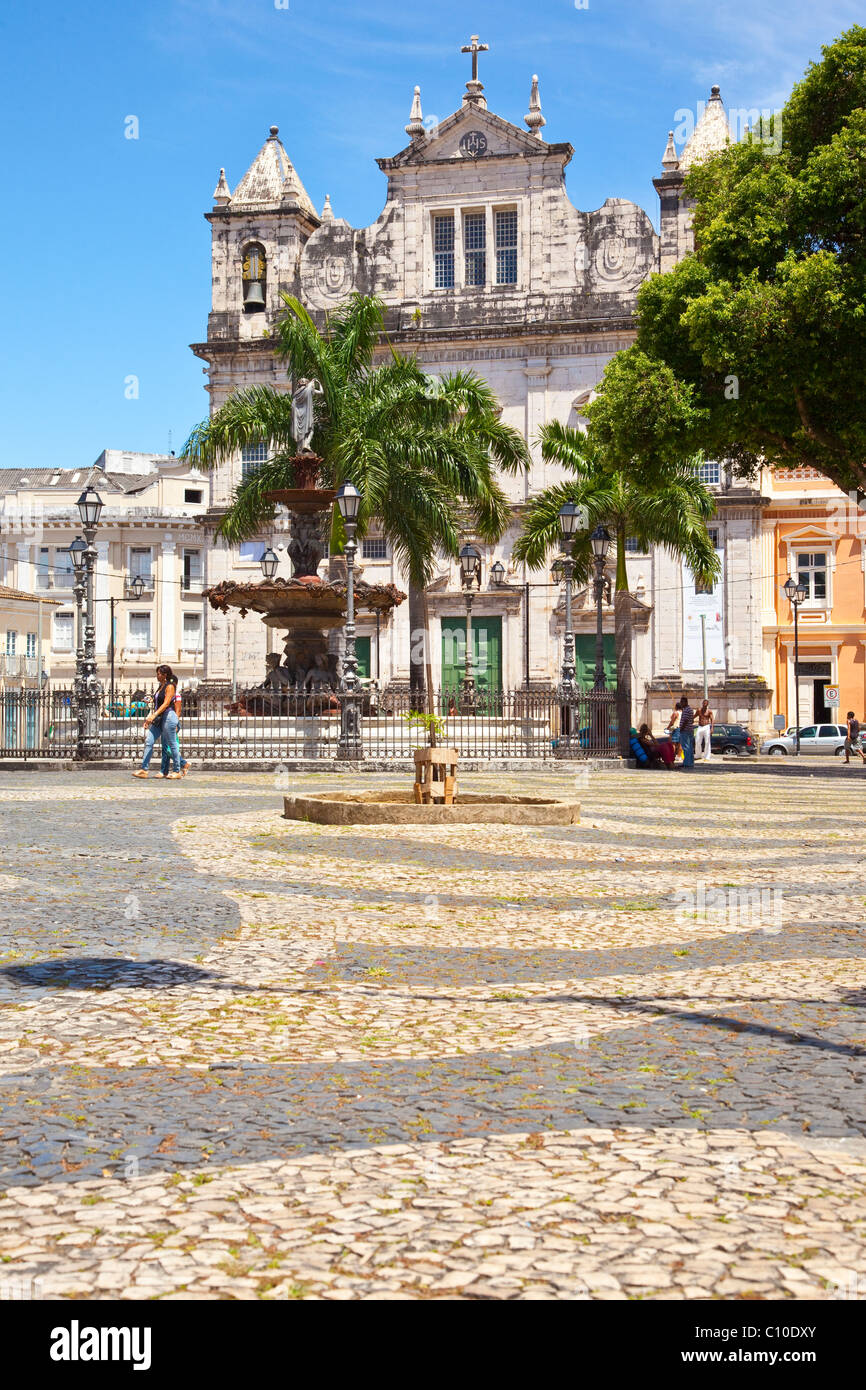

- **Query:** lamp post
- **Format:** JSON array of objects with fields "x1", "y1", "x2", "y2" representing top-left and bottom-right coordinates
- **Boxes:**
[
  {"x1": 260, "y1": 547, "x2": 279, "y2": 580},
  {"x1": 260, "y1": 548, "x2": 279, "y2": 662},
  {"x1": 558, "y1": 503, "x2": 583, "y2": 692},
  {"x1": 554, "y1": 503, "x2": 583, "y2": 754},
  {"x1": 107, "y1": 574, "x2": 146, "y2": 711},
  {"x1": 784, "y1": 574, "x2": 808, "y2": 756},
  {"x1": 590, "y1": 525, "x2": 611, "y2": 690},
  {"x1": 73, "y1": 485, "x2": 104, "y2": 759},
  {"x1": 336, "y1": 483, "x2": 363, "y2": 760},
  {"x1": 459, "y1": 544, "x2": 482, "y2": 714},
  {"x1": 66, "y1": 536, "x2": 87, "y2": 684}
]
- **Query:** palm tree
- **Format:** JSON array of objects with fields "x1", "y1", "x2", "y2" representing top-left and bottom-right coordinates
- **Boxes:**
[
  {"x1": 513, "y1": 420, "x2": 720, "y2": 741},
  {"x1": 183, "y1": 293, "x2": 529, "y2": 708}
]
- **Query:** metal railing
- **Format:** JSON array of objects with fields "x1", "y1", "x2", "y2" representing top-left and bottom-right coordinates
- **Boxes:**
[{"x1": 0, "y1": 685, "x2": 620, "y2": 761}]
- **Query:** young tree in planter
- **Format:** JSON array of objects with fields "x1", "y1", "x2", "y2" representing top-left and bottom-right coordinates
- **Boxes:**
[
  {"x1": 513, "y1": 420, "x2": 719, "y2": 742},
  {"x1": 184, "y1": 293, "x2": 529, "y2": 714}
]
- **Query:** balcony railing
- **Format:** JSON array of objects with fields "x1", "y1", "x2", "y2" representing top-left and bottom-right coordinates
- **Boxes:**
[{"x1": 0, "y1": 655, "x2": 40, "y2": 678}]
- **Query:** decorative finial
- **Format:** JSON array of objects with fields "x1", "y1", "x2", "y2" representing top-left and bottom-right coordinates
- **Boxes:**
[
  {"x1": 461, "y1": 33, "x2": 489, "y2": 108},
  {"x1": 524, "y1": 74, "x2": 546, "y2": 138},
  {"x1": 405, "y1": 85, "x2": 425, "y2": 141},
  {"x1": 709, "y1": 85, "x2": 721, "y2": 100},
  {"x1": 321, "y1": 193, "x2": 334, "y2": 223},
  {"x1": 661, "y1": 131, "x2": 679, "y2": 171},
  {"x1": 213, "y1": 168, "x2": 232, "y2": 206},
  {"x1": 269, "y1": 125, "x2": 279, "y2": 137},
  {"x1": 280, "y1": 163, "x2": 302, "y2": 205}
]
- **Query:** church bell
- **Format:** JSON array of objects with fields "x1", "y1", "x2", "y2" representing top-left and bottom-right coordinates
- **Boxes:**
[{"x1": 243, "y1": 280, "x2": 265, "y2": 312}]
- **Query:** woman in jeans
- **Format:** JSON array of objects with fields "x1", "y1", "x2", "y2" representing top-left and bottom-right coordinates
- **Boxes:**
[
  {"x1": 160, "y1": 681, "x2": 189, "y2": 778},
  {"x1": 132, "y1": 666, "x2": 182, "y2": 779}
]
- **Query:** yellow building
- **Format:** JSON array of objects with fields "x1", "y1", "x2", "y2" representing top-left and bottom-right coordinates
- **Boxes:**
[
  {"x1": 0, "y1": 583, "x2": 59, "y2": 687},
  {"x1": 762, "y1": 467, "x2": 866, "y2": 726}
]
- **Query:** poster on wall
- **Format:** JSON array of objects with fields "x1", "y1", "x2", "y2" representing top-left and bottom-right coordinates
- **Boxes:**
[{"x1": 682, "y1": 551, "x2": 725, "y2": 672}]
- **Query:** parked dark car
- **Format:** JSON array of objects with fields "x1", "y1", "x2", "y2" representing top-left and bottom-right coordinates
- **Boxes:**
[{"x1": 710, "y1": 723, "x2": 757, "y2": 756}]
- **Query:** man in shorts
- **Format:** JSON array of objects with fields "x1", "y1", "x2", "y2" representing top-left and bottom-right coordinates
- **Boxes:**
[{"x1": 844, "y1": 711, "x2": 866, "y2": 765}]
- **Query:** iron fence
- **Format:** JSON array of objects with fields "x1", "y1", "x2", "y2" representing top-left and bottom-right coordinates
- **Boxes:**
[{"x1": 0, "y1": 684, "x2": 620, "y2": 762}]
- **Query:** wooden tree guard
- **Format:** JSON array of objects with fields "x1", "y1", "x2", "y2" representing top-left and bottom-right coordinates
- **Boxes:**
[{"x1": 413, "y1": 747, "x2": 459, "y2": 805}]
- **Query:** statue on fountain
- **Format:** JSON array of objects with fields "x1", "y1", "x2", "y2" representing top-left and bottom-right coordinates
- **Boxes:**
[{"x1": 292, "y1": 379, "x2": 323, "y2": 456}]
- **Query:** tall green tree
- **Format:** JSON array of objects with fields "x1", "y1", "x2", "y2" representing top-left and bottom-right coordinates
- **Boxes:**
[
  {"x1": 610, "y1": 26, "x2": 866, "y2": 496},
  {"x1": 184, "y1": 293, "x2": 529, "y2": 704},
  {"x1": 513, "y1": 421, "x2": 719, "y2": 735}
]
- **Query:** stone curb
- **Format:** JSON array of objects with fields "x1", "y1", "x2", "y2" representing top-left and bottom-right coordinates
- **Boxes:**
[{"x1": 0, "y1": 757, "x2": 630, "y2": 774}]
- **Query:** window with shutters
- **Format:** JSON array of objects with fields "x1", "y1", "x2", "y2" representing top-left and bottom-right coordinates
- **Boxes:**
[
  {"x1": 796, "y1": 551, "x2": 828, "y2": 603},
  {"x1": 433, "y1": 214, "x2": 455, "y2": 289},
  {"x1": 54, "y1": 614, "x2": 73, "y2": 652},
  {"x1": 495, "y1": 209, "x2": 518, "y2": 285},
  {"x1": 182, "y1": 612, "x2": 203, "y2": 652},
  {"x1": 128, "y1": 613, "x2": 152, "y2": 652},
  {"x1": 241, "y1": 443, "x2": 268, "y2": 480},
  {"x1": 463, "y1": 212, "x2": 486, "y2": 286}
]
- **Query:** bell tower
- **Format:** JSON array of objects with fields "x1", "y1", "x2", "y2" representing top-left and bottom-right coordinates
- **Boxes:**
[{"x1": 193, "y1": 125, "x2": 322, "y2": 504}]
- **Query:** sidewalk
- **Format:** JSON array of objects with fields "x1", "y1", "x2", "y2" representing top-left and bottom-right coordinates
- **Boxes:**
[{"x1": 688, "y1": 757, "x2": 866, "y2": 778}]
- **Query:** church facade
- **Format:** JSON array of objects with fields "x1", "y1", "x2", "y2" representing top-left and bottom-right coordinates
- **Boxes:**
[{"x1": 192, "y1": 47, "x2": 770, "y2": 730}]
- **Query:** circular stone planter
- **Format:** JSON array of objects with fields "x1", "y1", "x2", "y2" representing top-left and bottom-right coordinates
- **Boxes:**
[{"x1": 283, "y1": 791, "x2": 580, "y2": 825}]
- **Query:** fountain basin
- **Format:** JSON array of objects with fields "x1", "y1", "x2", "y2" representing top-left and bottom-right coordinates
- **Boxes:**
[{"x1": 283, "y1": 791, "x2": 580, "y2": 825}]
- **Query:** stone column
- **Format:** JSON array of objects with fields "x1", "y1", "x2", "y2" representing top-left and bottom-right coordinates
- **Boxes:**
[
  {"x1": 523, "y1": 360, "x2": 552, "y2": 499},
  {"x1": 95, "y1": 541, "x2": 110, "y2": 654},
  {"x1": 16, "y1": 542, "x2": 31, "y2": 593},
  {"x1": 160, "y1": 537, "x2": 178, "y2": 661}
]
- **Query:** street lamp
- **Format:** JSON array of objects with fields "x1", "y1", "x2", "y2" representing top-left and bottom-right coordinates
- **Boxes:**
[
  {"x1": 490, "y1": 560, "x2": 505, "y2": 587},
  {"x1": 459, "y1": 544, "x2": 482, "y2": 714},
  {"x1": 76, "y1": 486, "x2": 104, "y2": 531},
  {"x1": 72, "y1": 486, "x2": 104, "y2": 760},
  {"x1": 129, "y1": 574, "x2": 146, "y2": 600},
  {"x1": 260, "y1": 547, "x2": 279, "y2": 581},
  {"x1": 783, "y1": 574, "x2": 808, "y2": 756},
  {"x1": 557, "y1": 504, "x2": 581, "y2": 695},
  {"x1": 66, "y1": 538, "x2": 87, "y2": 674},
  {"x1": 336, "y1": 483, "x2": 363, "y2": 759},
  {"x1": 590, "y1": 525, "x2": 612, "y2": 691}
]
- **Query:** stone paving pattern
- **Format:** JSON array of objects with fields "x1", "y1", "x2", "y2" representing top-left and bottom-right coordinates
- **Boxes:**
[{"x1": 0, "y1": 768, "x2": 864, "y2": 1300}]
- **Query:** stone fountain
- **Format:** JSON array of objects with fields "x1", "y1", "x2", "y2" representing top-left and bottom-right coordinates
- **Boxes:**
[{"x1": 205, "y1": 452, "x2": 405, "y2": 709}]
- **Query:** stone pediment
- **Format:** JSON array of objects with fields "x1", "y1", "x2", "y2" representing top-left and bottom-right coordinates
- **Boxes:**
[{"x1": 379, "y1": 105, "x2": 572, "y2": 170}]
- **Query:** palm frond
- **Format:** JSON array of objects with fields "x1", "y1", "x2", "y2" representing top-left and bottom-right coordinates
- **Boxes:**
[{"x1": 182, "y1": 387, "x2": 294, "y2": 469}]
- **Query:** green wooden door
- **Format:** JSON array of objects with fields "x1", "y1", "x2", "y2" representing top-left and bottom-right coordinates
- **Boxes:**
[
  {"x1": 574, "y1": 634, "x2": 616, "y2": 689},
  {"x1": 441, "y1": 616, "x2": 502, "y2": 695},
  {"x1": 355, "y1": 637, "x2": 371, "y2": 681}
]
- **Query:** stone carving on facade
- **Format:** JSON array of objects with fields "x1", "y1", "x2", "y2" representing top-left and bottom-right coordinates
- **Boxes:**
[
  {"x1": 459, "y1": 130, "x2": 488, "y2": 157},
  {"x1": 318, "y1": 253, "x2": 354, "y2": 299}
]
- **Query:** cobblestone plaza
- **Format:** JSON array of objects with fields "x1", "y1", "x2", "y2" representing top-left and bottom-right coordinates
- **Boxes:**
[{"x1": 0, "y1": 767, "x2": 863, "y2": 1301}]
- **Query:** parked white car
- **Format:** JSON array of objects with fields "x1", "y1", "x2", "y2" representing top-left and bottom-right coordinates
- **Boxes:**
[{"x1": 759, "y1": 723, "x2": 864, "y2": 756}]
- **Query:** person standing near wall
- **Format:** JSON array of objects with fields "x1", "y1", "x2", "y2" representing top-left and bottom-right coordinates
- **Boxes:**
[
  {"x1": 677, "y1": 696, "x2": 696, "y2": 770},
  {"x1": 695, "y1": 699, "x2": 714, "y2": 762}
]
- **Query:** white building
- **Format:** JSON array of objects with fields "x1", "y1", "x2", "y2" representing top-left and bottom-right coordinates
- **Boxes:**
[
  {"x1": 0, "y1": 452, "x2": 210, "y2": 687},
  {"x1": 192, "y1": 50, "x2": 769, "y2": 724}
]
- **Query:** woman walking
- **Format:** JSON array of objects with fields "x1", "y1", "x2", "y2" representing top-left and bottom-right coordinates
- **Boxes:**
[
  {"x1": 132, "y1": 666, "x2": 183, "y2": 779},
  {"x1": 160, "y1": 680, "x2": 190, "y2": 778}
]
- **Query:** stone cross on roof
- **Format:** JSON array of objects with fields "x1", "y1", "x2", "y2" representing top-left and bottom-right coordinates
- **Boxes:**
[
  {"x1": 461, "y1": 33, "x2": 489, "y2": 84},
  {"x1": 461, "y1": 33, "x2": 489, "y2": 108}
]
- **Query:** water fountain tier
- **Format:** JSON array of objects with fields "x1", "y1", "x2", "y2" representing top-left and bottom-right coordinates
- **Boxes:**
[{"x1": 204, "y1": 455, "x2": 406, "y2": 697}]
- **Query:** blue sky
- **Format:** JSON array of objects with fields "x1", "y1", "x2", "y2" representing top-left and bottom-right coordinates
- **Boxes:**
[{"x1": 1, "y1": 0, "x2": 861, "y2": 469}]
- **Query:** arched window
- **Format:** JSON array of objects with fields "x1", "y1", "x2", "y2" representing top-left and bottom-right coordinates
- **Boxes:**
[{"x1": 242, "y1": 243, "x2": 266, "y2": 312}]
